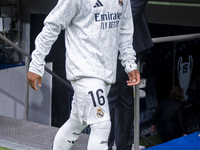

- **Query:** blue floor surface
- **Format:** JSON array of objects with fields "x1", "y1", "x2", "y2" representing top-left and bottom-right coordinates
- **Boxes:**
[{"x1": 144, "y1": 131, "x2": 200, "y2": 150}]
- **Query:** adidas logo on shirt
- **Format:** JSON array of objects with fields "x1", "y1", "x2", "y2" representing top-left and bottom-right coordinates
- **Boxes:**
[{"x1": 93, "y1": 0, "x2": 103, "y2": 8}]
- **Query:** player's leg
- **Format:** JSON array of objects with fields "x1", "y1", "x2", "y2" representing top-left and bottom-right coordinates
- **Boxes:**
[
  {"x1": 52, "y1": 93, "x2": 88, "y2": 150},
  {"x1": 88, "y1": 120, "x2": 111, "y2": 150},
  {"x1": 53, "y1": 116, "x2": 87, "y2": 150},
  {"x1": 87, "y1": 79, "x2": 111, "y2": 150},
  {"x1": 71, "y1": 78, "x2": 111, "y2": 150}
]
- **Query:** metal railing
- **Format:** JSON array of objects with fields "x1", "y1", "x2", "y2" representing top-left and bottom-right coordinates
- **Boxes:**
[
  {"x1": 1, "y1": 32, "x2": 200, "y2": 150},
  {"x1": 0, "y1": 34, "x2": 73, "y2": 89}
]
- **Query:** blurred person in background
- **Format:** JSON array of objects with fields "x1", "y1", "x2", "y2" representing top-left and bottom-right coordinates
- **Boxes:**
[{"x1": 150, "y1": 86, "x2": 187, "y2": 143}]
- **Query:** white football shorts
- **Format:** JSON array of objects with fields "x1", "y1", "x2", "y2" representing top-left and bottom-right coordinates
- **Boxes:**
[{"x1": 70, "y1": 78, "x2": 111, "y2": 125}]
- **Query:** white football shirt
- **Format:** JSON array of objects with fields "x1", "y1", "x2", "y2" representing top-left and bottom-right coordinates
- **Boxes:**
[{"x1": 29, "y1": 0, "x2": 137, "y2": 84}]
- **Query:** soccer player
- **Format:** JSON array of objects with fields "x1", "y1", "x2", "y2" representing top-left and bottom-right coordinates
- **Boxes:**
[{"x1": 27, "y1": 0, "x2": 140, "y2": 149}]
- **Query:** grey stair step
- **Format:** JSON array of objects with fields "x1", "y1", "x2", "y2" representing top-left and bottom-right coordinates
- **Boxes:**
[{"x1": 0, "y1": 115, "x2": 89, "y2": 150}]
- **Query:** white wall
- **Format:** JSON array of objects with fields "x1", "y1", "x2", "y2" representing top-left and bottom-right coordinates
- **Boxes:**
[
  {"x1": 0, "y1": 0, "x2": 57, "y2": 125},
  {"x1": 0, "y1": 63, "x2": 52, "y2": 126},
  {"x1": 0, "y1": 66, "x2": 27, "y2": 119},
  {"x1": 0, "y1": 0, "x2": 61, "y2": 125},
  {"x1": 28, "y1": 63, "x2": 53, "y2": 125}
]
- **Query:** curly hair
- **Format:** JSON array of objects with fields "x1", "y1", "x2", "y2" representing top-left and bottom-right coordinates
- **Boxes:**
[{"x1": 169, "y1": 86, "x2": 184, "y2": 101}]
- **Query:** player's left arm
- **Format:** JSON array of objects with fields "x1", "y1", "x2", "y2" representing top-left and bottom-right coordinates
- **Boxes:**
[
  {"x1": 127, "y1": 69, "x2": 140, "y2": 86},
  {"x1": 118, "y1": 0, "x2": 140, "y2": 86}
]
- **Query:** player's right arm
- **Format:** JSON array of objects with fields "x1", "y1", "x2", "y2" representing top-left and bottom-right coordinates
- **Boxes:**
[
  {"x1": 27, "y1": 71, "x2": 42, "y2": 90},
  {"x1": 28, "y1": 0, "x2": 79, "y2": 89},
  {"x1": 29, "y1": 0, "x2": 78, "y2": 76}
]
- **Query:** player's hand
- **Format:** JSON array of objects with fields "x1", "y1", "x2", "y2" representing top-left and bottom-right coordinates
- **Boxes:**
[
  {"x1": 127, "y1": 69, "x2": 140, "y2": 86},
  {"x1": 27, "y1": 71, "x2": 42, "y2": 90}
]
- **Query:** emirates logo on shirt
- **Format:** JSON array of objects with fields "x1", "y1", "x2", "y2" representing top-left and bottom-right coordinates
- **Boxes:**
[{"x1": 119, "y1": 0, "x2": 123, "y2": 6}]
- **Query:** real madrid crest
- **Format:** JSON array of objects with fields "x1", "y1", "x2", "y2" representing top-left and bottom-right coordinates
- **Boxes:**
[
  {"x1": 97, "y1": 109, "x2": 104, "y2": 118},
  {"x1": 119, "y1": 0, "x2": 123, "y2": 6}
]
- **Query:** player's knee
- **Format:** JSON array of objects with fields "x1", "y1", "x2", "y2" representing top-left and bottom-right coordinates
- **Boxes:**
[
  {"x1": 88, "y1": 120, "x2": 111, "y2": 150},
  {"x1": 53, "y1": 117, "x2": 87, "y2": 150},
  {"x1": 90, "y1": 120, "x2": 111, "y2": 136},
  {"x1": 53, "y1": 130, "x2": 75, "y2": 150}
]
